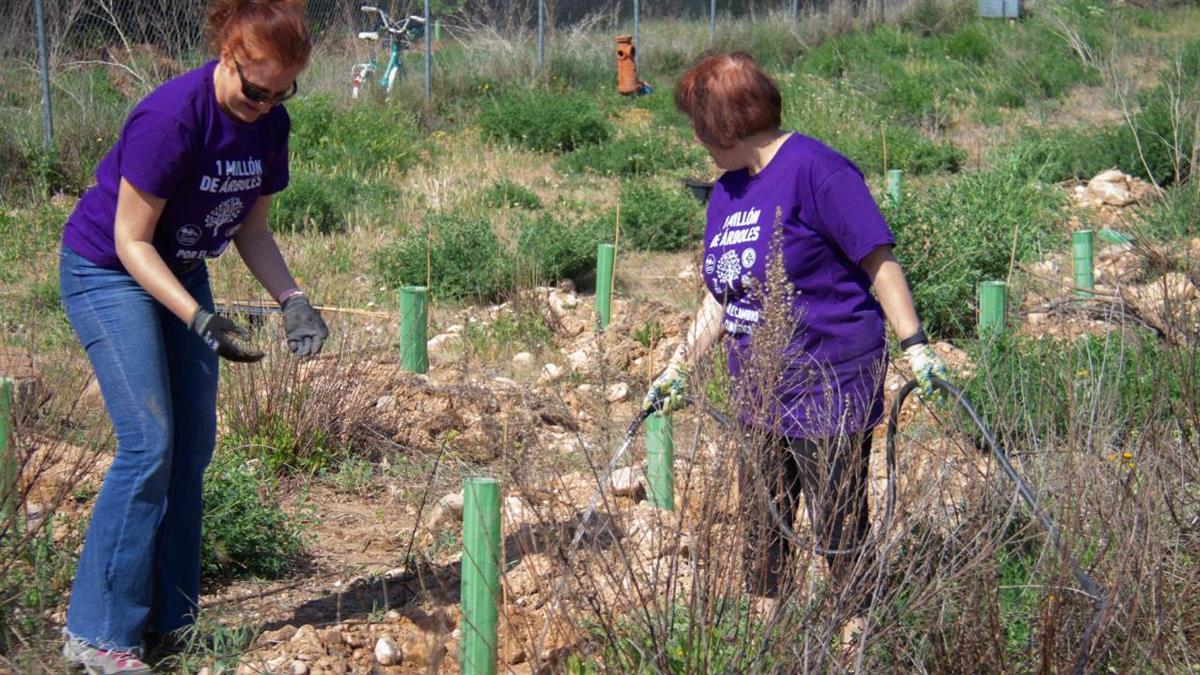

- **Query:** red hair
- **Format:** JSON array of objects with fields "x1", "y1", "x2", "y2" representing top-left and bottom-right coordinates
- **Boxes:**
[
  {"x1": 675, "y1": 52, "x2": 782, "y2": 149},
  {"x1": 205, "y1": 0, "x2": 311, "y2": 68}
]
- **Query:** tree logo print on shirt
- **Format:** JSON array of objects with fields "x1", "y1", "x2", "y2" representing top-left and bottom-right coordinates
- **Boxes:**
[
  {"x1": 204, "y1": 197, "x2": 245, "y2": 236},
  {"x1": 716, "y1": 250, "x2": 742, "y2": 287},
  {"x1": 176, "y1": 224, "x2": 202, "y2": 247}
]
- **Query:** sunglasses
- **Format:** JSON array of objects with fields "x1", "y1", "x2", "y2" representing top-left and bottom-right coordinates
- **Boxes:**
[{"x1": 234, "y1": 60, "x2": 298, "y2": 105}]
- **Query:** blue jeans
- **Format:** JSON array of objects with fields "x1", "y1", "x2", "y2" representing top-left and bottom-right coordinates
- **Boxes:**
[{"x1": 59, "y1": 246, "x2": 218, "y2": 650}]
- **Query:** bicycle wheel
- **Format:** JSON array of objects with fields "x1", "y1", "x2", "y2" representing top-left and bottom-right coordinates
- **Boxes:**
[{"x1": 385, "y1": 66, "x2": 399, "y2": 102}]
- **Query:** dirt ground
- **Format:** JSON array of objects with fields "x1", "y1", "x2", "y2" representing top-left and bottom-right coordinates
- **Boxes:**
[{"x1": 10, "y1": 169, "x2": 1193, "y2": 674}]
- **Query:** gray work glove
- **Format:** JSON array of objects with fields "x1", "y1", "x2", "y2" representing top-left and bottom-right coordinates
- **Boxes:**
[
  {"x1": 189, "y1": 309, "x2": 264, "y2": 363},
  {"x1": 281, "y1": 295, "x2": 328, "y2": 357}
]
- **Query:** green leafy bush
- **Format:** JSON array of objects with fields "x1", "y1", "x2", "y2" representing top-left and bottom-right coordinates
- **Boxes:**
[
  {"x1": 886, "y1": 164, "x2": 1065, "y2": 337},
  {"x1": 478, "y1": 88, "x2": 610, "y2": 153},
  {"x1": 782, "y1": 75, "x2": 964, "y2": 176},
  {"x1": 270, "y1": 169, "x2": 397, "y2": 234},
  {"x1": 963, "y1": 331, "x2": 1181, "y2": 451},
  {"x1": 202, "y1": 449, "x2": 305, "y2": 581},
  {"x1": 560, "y1": 132, "x2": 704, "y2": 178},
  {"x1": 482, "y1": 179, "x2": 542, "y2": 209},
  {"x1": 287, "y1": 94, "x2": 420, "y2": 176},
  {"x1": 1129, "y1": 182, "x2": 1200, "y2": 242},
  {"x1": 619, "y1": 179, "x2": 705, "y2": 252},
  {"x1": 373, "y1": 213, "x2": 508, "y2": 300},
  {"x1": 514, "y1": 213, "x2": 605, "y2": 284}
]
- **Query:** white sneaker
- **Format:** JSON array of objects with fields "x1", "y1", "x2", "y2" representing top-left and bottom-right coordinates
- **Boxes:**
[{"x1": 62, "y1": 632, "x2": 152, "y2": 675}]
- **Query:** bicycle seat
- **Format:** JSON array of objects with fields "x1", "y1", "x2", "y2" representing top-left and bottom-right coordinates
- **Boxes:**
[{"x1": 357, "y1": 31, "x2": 379, "y2": 40}]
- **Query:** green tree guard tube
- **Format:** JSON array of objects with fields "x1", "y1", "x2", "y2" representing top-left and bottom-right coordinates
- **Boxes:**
[
  {"x1": 1073, "y1": 229, "x2": 1095, "y2": 298},
  {"x1": 886, "y1": 169, "x2": 903, "y2": 206},
  {"x1": 460, "y1": 477, "x2": 500, "y2": 675},
  {"x1": 978, "y1": 280, "x2": 1008, "y2": 336},
  {"x1": 596, "y1": 243, "x2": 615, "y2": 329},
  {"x1": 0, "y1": 378, "x2": 14, "y2": 519},
  {"x1": 399, "y1": 286, "x2": 428, "y2": 374},
  {"x1": 646, "y1": 413, "x2": 675, "y2": 510}
]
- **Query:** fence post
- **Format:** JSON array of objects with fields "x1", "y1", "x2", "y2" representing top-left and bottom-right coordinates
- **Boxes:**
[
  {"x1": 423, "y1": 0, "x2": 431, "y2": 101},
  {"x1": 633, "y1": 0, "x2": 640, "y2": 63},
  {"x1": 34, "y1": 0, "x2": 54, "y2": 149},
  {"x1": 709, "y1": 0, "x2": 717, "y2": 47},
  {"x1": 537, "y1": 0, "x2": 545, "y2": 71}
]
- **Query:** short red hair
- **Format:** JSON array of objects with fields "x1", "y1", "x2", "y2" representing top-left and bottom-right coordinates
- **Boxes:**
[
  {"x1": 206, "y1": 0, "x2": 311, "y2": 68},
  {"x1": 675, "y1": 52, "x2": 782, "y2": 149}
]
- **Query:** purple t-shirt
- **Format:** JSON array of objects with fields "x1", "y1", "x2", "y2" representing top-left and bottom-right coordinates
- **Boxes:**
[
  {"x1": 63, "y1": 61, "x2": 290, "y2": 269},
  {"x1": 702, "y1": 133, "x2": 895, "y2": 439}
]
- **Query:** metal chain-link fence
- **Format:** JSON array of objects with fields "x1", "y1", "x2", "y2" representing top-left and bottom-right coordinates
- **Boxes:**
[{"x1": 3, "y1": 0, "x2": 904, "y2": 148}]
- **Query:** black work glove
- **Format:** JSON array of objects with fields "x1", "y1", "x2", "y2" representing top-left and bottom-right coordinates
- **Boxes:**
[
  {"x1": 281, "y1": 295, "x2": 328, "y2": 357},
  {"x1": 189, "y1": 309, "x2": 265, "y2": 363}
]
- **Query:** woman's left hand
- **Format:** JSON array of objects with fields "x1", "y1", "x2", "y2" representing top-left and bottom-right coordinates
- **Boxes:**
[
  {"x1": 904, "y1": 343, "x2": 948, "y2": 398},
  {"x1": 282, "y1": 296, "x2": 329, "y2": 357}
]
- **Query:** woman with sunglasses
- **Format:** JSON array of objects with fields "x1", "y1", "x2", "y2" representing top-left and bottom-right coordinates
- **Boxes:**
[{"x1": 58, "y1": 1, "x2": 325, "y2": 671}]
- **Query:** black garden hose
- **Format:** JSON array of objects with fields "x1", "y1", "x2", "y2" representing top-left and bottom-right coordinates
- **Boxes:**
[{"x1": 704, "y1": 377, "x2": 1108, "y2": 674}]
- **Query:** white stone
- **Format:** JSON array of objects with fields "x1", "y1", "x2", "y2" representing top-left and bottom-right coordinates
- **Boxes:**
[
  {"x1": 609, "y1": 466, "x2": 645, "y2": 497},
  {"x1": 437, "y1": 492, "x2": 465, "y2": 519},
  {"x1": 503, "y1": 495, "x2": 530, "y2": 524},
  {"x1": 492, "y1": 376, "x2": 519, "y2": 388},
  {"x1": 427, "y1": 333, "x2": 460, "y2": 355},
  {"x1": 512, "y1": 352, "x2": 535, "y2": 368},
  {"x1": 291, "y1": 660, "x2": 309, "y2": 675},
  {"x1": 445, "y1": 324, "x2": 463, "y2": 334},
  {"x1": 539, "y1": 363, "x2": 565, "y2": 384},
  {"x1": 605, "y1": 382, "x2": 630, "y2": 403},
  {"x1": 375, "y1": 395, "x2": 396, "y2": 409},
  {"x1": 374, "y1": 635, "x2": 402, "y2": 666},
  {"x1": 568, "y1": 349, "x2": 589, "y2": 371}
]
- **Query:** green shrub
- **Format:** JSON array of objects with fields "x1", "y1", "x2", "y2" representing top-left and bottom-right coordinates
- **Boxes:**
[
  {"x1": 782, "y1": 75, "x2": 963, "y2": 176},
  {"x1": 287, "y1": 95, "x2": 420, "y2": 176},
  {"x1": 886, "y1": 164, "x2": 1065, "y2": 337},
  {"x1": 899, "y1": 0, "x2": 975, "y2": 37},
  {"x1": 560, "y1": 132, "x2": 704, "y2": 178},
  {"x1": 202, "y1": 449, "x2": 306, "y2": 581},
  {"x1": 943, "y1": 24, "x2": 992, "y2": 64},
  {"x1": 514, "y1": 213, "x2": 605, "y2": 284},
  {"x1": 478, "y1": 88, "x2": 610, "y2": 153},
  {"x1": 1130, "y1": 182, "x2": 1200, "y2": 242},
  {"x1": 618, "y1": 179, "x2": 705, "y2": 252},
  {"x1": 270, "y1": 169, "x2": 396, "y2": 234},
  {"x1": 963, "y1": 331, "x2": 1179, "y2": 451},
  {"x1": 0, "y1": 203, "x2": 71, "y2": 284},
  {"x1": 482, "y1": 179, "x2": 542, "y2": 210},
  {"x1": 373, "y1": 213, "x2": 508, "y2": 300}
]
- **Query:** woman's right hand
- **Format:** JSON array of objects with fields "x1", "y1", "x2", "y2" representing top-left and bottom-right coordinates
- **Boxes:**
[
  {"x1": 189, "y1": 309, "x2": 264, "y2": 363},
  {"x1": 642, "y1": 361, "x2": 689, "y2": 415}
]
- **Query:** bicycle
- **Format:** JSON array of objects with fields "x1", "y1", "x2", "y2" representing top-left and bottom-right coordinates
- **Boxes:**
[{"x1": 350, "y1": 5, "x2": 426, "y2": 101}]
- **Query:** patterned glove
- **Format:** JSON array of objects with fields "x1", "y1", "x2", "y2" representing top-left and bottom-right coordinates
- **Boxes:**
[
  {"x1": 642, "y1": 361, "x2": 689, "y2": 415},
  {"x1": 905, "y1": 342, "x2": 948, "y2": 398}
]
